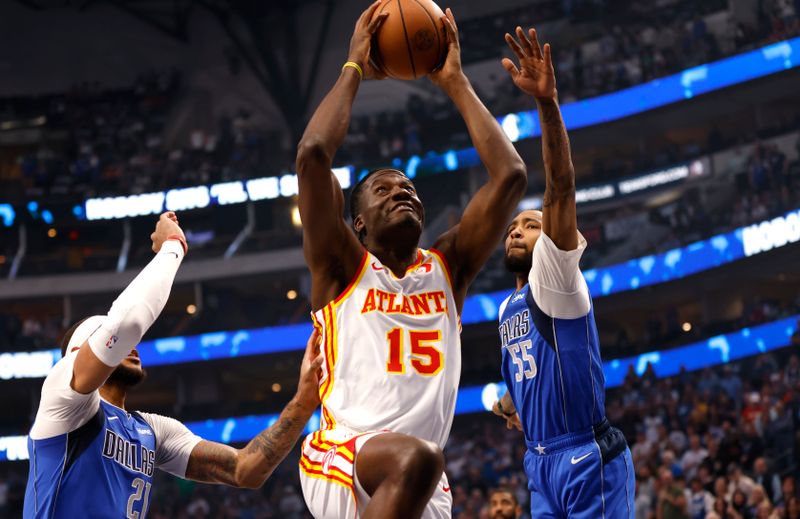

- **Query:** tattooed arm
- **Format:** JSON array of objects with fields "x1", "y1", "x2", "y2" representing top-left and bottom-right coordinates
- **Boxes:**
[
  {"x1": 503, "y1": 27, "x2": 578, "y2": 251},
  {"x1": 185, "y1": 330, "x2": 323, "y2": 488},
  {"x1": 185, "y1": 399, "x2": 315, "y2": 488}
]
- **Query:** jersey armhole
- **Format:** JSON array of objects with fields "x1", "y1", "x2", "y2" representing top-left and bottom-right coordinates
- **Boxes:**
[
  {"x1": 428, "y1": 248, "x2": 455, "y2": 293},
  {"x1": 331, "y1": 250, "x2": 370, "y2": 306},
  {"x1": 525, "y1": 288, "x2": 556, "y2": 349}
]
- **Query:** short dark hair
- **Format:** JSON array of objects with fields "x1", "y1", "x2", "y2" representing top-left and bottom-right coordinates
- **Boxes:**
[
  {"x1": 60, "y1": 317, "x2": 89, "y2": 357},
  {"x1": 349, "y1": 168, "x2": 407, "y2": 221},
  {"x1": 489, "y1": 487, "x2": 519, "y2": 506}
]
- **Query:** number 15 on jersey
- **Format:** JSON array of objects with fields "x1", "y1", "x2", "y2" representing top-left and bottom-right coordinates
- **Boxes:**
[{"x1": 386, "y1": 328, "x2": 444, "y2": 376}]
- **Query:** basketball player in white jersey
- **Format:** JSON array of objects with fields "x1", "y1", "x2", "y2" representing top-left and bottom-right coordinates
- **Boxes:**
[{"x1": 295, "y1": 3, "x2": 528, "y2": 518}]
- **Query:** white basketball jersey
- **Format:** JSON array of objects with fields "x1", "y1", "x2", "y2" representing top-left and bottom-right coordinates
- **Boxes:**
[{"x1": 312, "y1": 248, "x2": 462, "y2": 449}]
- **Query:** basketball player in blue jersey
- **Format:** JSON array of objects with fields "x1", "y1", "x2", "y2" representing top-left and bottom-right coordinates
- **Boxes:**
[
  {"x1": 24, "y1": 212, "x2": 323, "y2": 518},
  {"x1": 490, "y1": 27, "x2": 636, "y2": 518}
]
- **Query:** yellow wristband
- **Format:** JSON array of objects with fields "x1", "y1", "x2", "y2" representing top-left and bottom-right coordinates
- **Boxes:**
[{"x1": 342, "y1": 61, "x2": 363, "y2": 79}]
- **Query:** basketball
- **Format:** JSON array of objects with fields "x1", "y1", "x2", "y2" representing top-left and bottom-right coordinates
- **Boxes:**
[{"x1": 371, "y1": 0, "x2": 447, "y2": 80}]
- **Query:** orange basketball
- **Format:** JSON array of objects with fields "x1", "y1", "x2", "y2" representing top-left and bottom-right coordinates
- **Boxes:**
[{"x1": 371, "y1": 0, "x2": 447, "y2": 80}]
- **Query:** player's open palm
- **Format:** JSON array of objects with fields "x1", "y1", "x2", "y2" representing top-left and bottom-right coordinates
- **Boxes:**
[{"x1": 502, "y1": 27, "x2": 556, "y2": 100}]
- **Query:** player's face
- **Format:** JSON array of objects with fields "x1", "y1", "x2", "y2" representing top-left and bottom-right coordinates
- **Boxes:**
[
  {"x1": 354, "y1": 170, "x2": 424, "y2": 242},
  {"x1": 107, "y1": 349, "x2": 147, "y2": 387},
  {"x1": 489, "y1": 491, "x2": 520, "y2": 519},
  {"x1": 504, "y1": 210, "x2": 542, "y2": 274}
]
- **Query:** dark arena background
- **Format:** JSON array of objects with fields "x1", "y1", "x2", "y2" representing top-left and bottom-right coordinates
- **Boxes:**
[{"x1": 1, "y1": 0, "x2": 800, "y2": 517}]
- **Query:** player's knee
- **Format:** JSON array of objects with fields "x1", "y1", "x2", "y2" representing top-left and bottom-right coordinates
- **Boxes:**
[{"x1": 393, "y1": 439, "x2": 444, "y2": 492}]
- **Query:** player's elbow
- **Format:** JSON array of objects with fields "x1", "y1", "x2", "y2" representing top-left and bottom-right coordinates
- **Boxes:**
[
  {"x1": 296, "y1": 135, "x2": 333, "y2": 176},
  {"x1": 499, "y1": 162, "x2": 528, "y2": 195},
  {"x1": 233, "y1": 466, "x2": 271, "y2": 490}
]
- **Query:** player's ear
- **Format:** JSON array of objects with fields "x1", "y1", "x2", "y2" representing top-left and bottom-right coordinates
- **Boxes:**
[{"x1": 353, "y1": 215, "x2": 365, "y2": 234}]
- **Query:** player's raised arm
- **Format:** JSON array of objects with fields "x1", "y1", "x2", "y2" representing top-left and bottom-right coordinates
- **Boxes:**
[
  {"x1": 429, "y1": 9, "x2": 528, "y2": 308},
  {"x1": 184, "y1": 330, "x2": 323, "y2": 488},
  {"x1": 502, "y1": 27, "x2": 577, "y2": 251},
  {"x1": 296, "y1": 2, "x2": 387, "y2": 307},
  {"x1": 70, "y1": 212, "x2": 187, "y2": 394}
]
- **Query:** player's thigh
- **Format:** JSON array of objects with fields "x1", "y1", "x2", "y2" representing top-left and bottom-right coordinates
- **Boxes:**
[
  {"x1": 530, "y1": 489, "x2": 563, "y2": 519},
  {"x1": 599, "y1": 448, "x2": 635, "y2": 519},
  {"x1": 563, "y1": 447, "x2": 634, "y2": 519},
  {"x1": 354, "y1": 433, "x2": 450, "y2": 518},
  {"x1": 354, "y1": 432, "x2": 444, "y2": 495},
  {"x1": 523, "y1": 450, "x2": 563, "y2": 519}
]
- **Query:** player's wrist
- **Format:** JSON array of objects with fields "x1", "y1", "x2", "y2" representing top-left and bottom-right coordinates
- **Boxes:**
[
  {"x1": 496, "y1": 398, "x2": 516, "y2": 417},
  {"x1": 438, "y1": 72, "x2": 470, "y2": 94},
  {"x1": 289, "y1": 395, "x2": 319, "y2": 417},
  {"x1": 166, "y1": 234, "x2": 188, "y2": 255},
  {"x1": 534, "y1": 92, "x2": 559, "y2": 105}
]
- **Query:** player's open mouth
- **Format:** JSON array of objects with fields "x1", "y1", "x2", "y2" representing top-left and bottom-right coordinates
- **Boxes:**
[{"x1": 393, "y1": 203, "x2": 415, "y2": 213}]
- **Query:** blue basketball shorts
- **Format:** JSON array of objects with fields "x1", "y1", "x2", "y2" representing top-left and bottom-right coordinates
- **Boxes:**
[{"x1": 523, "y1": 419, "x2": 635, "y2": 518}]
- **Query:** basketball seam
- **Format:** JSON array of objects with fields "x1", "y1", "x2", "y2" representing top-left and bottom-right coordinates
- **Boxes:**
[
  {"x1": 410, "y1": 0, "x2": 443, "y2": 67},
  {"x1": 396, "y1": 0, "x2": 418, "y2": 79}
]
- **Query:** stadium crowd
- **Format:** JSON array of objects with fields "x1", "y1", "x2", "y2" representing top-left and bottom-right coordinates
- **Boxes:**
[{"x1": 1, "y1": 0, "x2": 798, "y2": 202}]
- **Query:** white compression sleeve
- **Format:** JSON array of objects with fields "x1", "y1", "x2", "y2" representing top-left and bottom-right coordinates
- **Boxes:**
[{"x1": 87, "y1": 239, "x2": 184, "y2": 367}]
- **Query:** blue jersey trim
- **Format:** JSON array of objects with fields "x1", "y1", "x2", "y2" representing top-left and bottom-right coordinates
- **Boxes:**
[
  {"x1": 525, "y1": 288, "x2": 556, "y2": 349},
  {"x1": 65, "y1": 407, "x2": 104, "y2": 472}
]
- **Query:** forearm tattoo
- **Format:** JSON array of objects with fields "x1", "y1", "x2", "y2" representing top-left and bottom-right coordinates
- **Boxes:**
[
  {"x1": 187, "y1": 400, "x2": 310, "y2": 486},
  {"x1": 242, "y1": 401, "x2": 307, "y2": 471},
  {"x1": 538, "y1": 101, "x2": 575, "y2": 207}
]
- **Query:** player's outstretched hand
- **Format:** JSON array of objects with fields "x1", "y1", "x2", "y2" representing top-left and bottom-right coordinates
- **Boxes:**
[
  {"x1": 294, "y1": 328, "x2": 324, "y2": 414},
  {"x1": 348, "y1": 0, "x2": 388, "y2": 80},
  {"x1": 429, "y1": 8, "x2": 465, "y2": 90},
  {"x1": 492, "y1": 400, "x2": 523, "y2": 431},
  {"x1": 151, "y1": 212, "x2": 187, "y2": 254},
  {"x1": 502, "y1": 27, "x2": 556, "y2": 101}
]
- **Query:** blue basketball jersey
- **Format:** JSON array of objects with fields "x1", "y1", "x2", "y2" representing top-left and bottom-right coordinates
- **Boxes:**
[
  {"x1": 499, "y1": 284, "x2": 606, "y2": 442},
  {"x1": 25, "y1": 400, "x2": 158, "y2": 518}
]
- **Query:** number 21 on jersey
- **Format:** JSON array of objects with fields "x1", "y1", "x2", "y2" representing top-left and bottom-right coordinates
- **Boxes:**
[{"x1": 386, "y1": 328, "x2": 443, "y2": 376}]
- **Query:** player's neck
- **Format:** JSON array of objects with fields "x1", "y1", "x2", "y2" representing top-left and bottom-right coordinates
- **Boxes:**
[
  {"x1": 515, "y1": 274, "x2": 527, "y2": 291},
  {"x1": 99, "y1": 382, "x2": 128, "y2": 410},
  {"x1": 367, "y1": 240, "x2": 419, "y2": 278}
]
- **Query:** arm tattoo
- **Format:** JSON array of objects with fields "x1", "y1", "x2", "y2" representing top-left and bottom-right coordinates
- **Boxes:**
[
  {"x1": 186, "y1": 441, "x2": 239, "y2": 485},
  {"x1": 186, "y1": 400, "x2": 311, "y2": 487},
  {"x1": 538, "y1": 100, "x2": 575, "y2": 207},
  {"x1": 242, "y1": 401, "x2": 306, "y2": 470}
]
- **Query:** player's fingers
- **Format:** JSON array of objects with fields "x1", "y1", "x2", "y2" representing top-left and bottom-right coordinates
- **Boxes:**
[
  {"x1": 501, "y1": 57, "x2": 520, "y2": 79},
  {"x1": 311, "y1": 355, "x2": 324, "y2": 371},
  {"x1": 528, "y1": 28, "x2": 543, "y2": 59},
  {"x1": 515, "y1": 26, "x2": 534, "y2": 57},
  {"x1": 446, "y1": 8, "x2": 458, "y2": 32},
  {"x1": 361, "y1": 0, "x2": 383, "y2": 26},
  {"x1": 367, "y1": 12, "x2": 388, "y2": 33},
  {"x1": 543, "y1": 43, "x2": 553, "y2": 69},
  {"x1": 440, "y1": 16, "x2": 457, "y2": 47},
  {"x1": 504, "y1": 33, "x2": 526, "y2": 61},
  {"x1": 305, "y1": 328, "x2": 321, "y2": 356}
]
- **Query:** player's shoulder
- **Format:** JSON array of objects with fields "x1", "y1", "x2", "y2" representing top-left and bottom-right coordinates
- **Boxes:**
[{"x1": 136, "y1": 411, "x2": 193, "y2": 440}]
